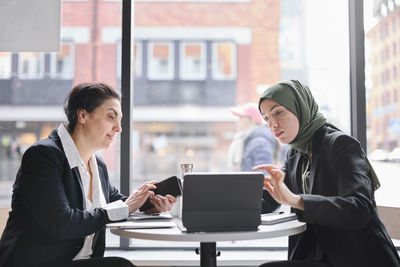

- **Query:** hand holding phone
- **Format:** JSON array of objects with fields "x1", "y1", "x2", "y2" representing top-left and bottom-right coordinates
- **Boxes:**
[{"x1": 139, "y1": 176, "x2": 182, "y2": 212}]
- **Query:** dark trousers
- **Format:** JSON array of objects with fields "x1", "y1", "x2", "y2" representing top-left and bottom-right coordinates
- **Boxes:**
[
  {"x1": 71, "y1": 257, "x2": 136, "y2": 267},
  {"x1": 259, "y1": 260, "x2": 328, "y2": 267}
]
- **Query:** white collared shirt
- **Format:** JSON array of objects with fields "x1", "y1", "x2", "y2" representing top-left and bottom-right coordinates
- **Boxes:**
[{"x1": 57, "y1": 124, "x2": 128, "y2": 260}]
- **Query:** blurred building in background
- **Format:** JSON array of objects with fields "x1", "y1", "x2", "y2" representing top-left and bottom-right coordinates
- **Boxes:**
[
  {"x1": 366, "y1": 0, "x2": 400, "y2": 159},
  {"x1": 2, "y1": 0, "x2": 305, "y2": 184}
]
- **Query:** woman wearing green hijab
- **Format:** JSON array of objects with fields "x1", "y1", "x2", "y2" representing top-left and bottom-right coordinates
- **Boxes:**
[{"x1": 254, "y1": 80, "x2": 400, "y2": 267}]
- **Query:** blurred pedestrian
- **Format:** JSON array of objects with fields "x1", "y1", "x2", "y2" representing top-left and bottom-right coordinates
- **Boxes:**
[{"x1": 228, "y1": 102, "x2": 278, "y2": 172}]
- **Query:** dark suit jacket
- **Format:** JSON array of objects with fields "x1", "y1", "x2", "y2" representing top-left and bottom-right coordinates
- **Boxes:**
[
  {"x1": 0, "y1": 130, "x2": 127, "y2": 267},
  {"x1": 263, "y1": 125, "x2": 400, "y2": 267}
]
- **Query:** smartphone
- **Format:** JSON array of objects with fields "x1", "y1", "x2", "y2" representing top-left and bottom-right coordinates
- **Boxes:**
[{"x1": 139, "y1": 176, "x2": 182, "y2": 211}]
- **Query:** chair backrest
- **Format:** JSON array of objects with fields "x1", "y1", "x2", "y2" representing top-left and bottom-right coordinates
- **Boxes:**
[
  {"x1": 0, "y1": 207, "x2": 11, "y2": 236},
  {"x1": 377, "y1": 205, "x2": 400, "y2": 240}
]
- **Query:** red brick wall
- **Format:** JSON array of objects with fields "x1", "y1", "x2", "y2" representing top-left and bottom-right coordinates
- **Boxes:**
[
  {"x1": 62, "y1": 2, "x2": 94, "y2": 26},
  {"x1": 134, "y1": 0, "x2": 280, "y2": 103},
  {"x1": 64, "y1": 0, "x2": 280, "y2": 103}
]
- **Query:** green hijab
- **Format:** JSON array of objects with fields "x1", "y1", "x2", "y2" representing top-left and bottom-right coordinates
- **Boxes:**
[
  {"x1": 258, "y1": 80, "x2": 326, "y2": 155},
  {"x1": 258, "y1": 80, "x2": 380, "y2": 191}
]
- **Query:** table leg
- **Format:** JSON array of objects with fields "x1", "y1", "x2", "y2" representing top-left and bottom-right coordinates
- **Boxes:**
[{"x1": 200, "y1": 242, "x2": 217, "y2": 267}]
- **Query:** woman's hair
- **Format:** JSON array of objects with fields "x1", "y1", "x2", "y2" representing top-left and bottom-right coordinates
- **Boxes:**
[{"x1": 64, "y1": 82, "x2": 121, "y2": 132}]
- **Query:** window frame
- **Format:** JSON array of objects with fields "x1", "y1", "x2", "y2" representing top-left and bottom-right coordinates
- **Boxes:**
[
  {"x1": 50, "y1": 41, "x2": 75, "y2": 80},
  {"x1": 147, "y1": 41, "x2": 175, "y2": 80},
  {"x1": 179, "y1": 41, "x2": 206, "y2": 80},
  {"x1": 211, "y1": 41, "x2": 237, "y2": 80},
  {"x1": 134, "y1": 42, "x2": 143, "y2": 78},
  {"x1": 0, "y1": 52, "x2": 12, "y2": 79},
  {"x1": 17, "y1": 52, "x2": 45, "y2": 79},
  {"x1": 117, "y1": 40, "x2": 142, "y2": 80}
]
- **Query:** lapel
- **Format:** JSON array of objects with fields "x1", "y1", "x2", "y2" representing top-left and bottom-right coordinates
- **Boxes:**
[
  {"x1": 72, "y1": 166, "x2": 86, "y2": 209},
  {"x1": 293, "y1": 154, "x2": 303, "y2": 193},
  {"x1": 96, "y1": 158, "x2": 109, "y2": 203},
  {"x1": 49, "y1": 130, "x2": 87, "y2": 210},
  {"x1": 309, "y1": 152, "x2": 320, "y2": 193},
  {"x1": 308, "y1": 126, "x2": 327, "y2": 193},
  {"x1": 286, "y1": 151, "x2": 303, "y2": 194}
]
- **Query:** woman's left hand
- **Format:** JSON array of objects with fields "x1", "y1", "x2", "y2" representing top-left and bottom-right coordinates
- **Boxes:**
[
  {"x1": 253, "y1": 164, "x2": 304, "y2": 210},
  {"x1": 124, "y1": 181, "x2": 157, "y2": 214},
  {"x1": 146, "y1": 194, "x2": 177, "y2": 214}
]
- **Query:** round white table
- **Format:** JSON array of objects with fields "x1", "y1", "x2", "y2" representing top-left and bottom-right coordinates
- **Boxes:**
[{"x1": 110, "y1": 219, "x2": 306, "y2": 267}]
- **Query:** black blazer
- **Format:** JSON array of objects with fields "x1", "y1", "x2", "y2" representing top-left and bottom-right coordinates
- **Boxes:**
[
  {"x1": 263, "y1": 125, "x2": 400, "y2": 267},
  {"x1": 0, "y1": 130, "x2": 127, "y2": 267}
]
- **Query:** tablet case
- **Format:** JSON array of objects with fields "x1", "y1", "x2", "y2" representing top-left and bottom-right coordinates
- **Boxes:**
[{"x1": 182, "y1": 172, "x2": 264, "y2": 232}]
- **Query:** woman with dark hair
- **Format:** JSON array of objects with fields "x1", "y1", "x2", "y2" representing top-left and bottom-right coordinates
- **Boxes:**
[
  {"x1": 0, "y1": 83, "x2": 176, "y2": 267},
  {"x1": 254, "y1": 80, "x2": 400, "y2": 267}
]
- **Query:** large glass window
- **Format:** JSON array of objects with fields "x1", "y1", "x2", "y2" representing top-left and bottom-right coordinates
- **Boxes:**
[
  {"x1": 365, "y1": 0, "x2": 400, "y2": 210},
  {"x1": 0, "y1": 0, "x2": 122, "y2": 245},
  {"x1": 0, "y1": 0, "x2": 363, "y2": 254},
  {"x1": 129, "y1": 0, "x2": 350, "y2": 251}
]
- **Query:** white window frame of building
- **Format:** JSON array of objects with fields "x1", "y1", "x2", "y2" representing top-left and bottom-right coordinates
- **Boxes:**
[
  {"x1": 18, "y1": 52, "x2": 45, "y2": 79},
  {"x1": 179, "y1": 42, "x2": 206, "y2": 80},
  {"x1": 50, "y1": 42, "x2": 75, "y2": 79},
  {"x1": 117, "y1": 41, "x2": 142, "y2": 80},
  {"x1": 0, "y1": 52, "x2": 12, "y2": 79},
  {"x1": 116, "y1": 40, "x2": 122, "y2": 80},
  {"x1": 133, "y1": 42, "x2": 142, "y2": 77},
  {"x1": 212, "y1": 42, "x2": 237, "y2": 80},
  {"x1": 147, "y1": 41, "x2": 174, "y2": 80}
]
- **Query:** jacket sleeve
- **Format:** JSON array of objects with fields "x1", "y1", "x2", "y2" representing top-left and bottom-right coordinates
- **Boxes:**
[
  {"x1": 17, "y1": 144, "x2": 109, "y2": 240},
  {"x1": 296, "y1": 135, "x2": 375, "y2": 230}
]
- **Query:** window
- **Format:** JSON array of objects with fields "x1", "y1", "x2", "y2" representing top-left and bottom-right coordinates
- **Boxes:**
[
  {"x1": 1, "y1": 0, "x2": 374, "y2": 254},
  {"x1": 180, "y1": 42, "x2": 206, "y2": 80},
  {"x1": 51, "y1": 42, "x2": 74, "y2": 79},
  {"x1": 0, "y1": 53, "x2": 11, "y2": 79},
  {"x1": 119, "y1": 41, "x2": 142, "y2": 79},
  {"x1": 212, "y1": 42, "x2": 236, "y2": 80},
  {"x1": 148, "y1": 42, "x2": 174, "y2": 80},
  {"x1": 133, "y1": 42, "x2": 142, "y2": 77},
  {"x1": 18, "y1": 52, "x2": 44, "y2": 79}
]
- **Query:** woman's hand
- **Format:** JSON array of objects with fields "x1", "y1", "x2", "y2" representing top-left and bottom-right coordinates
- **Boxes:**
[
  {"x1": 253, "y1": 164, "x2": 304, "y2": 210},
  {"x1": 146, "y1": 194, "x2": 177, "y2": 214},
  {"x1": 124, "y1": 181, "x2": 157, "y2": 214}
]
